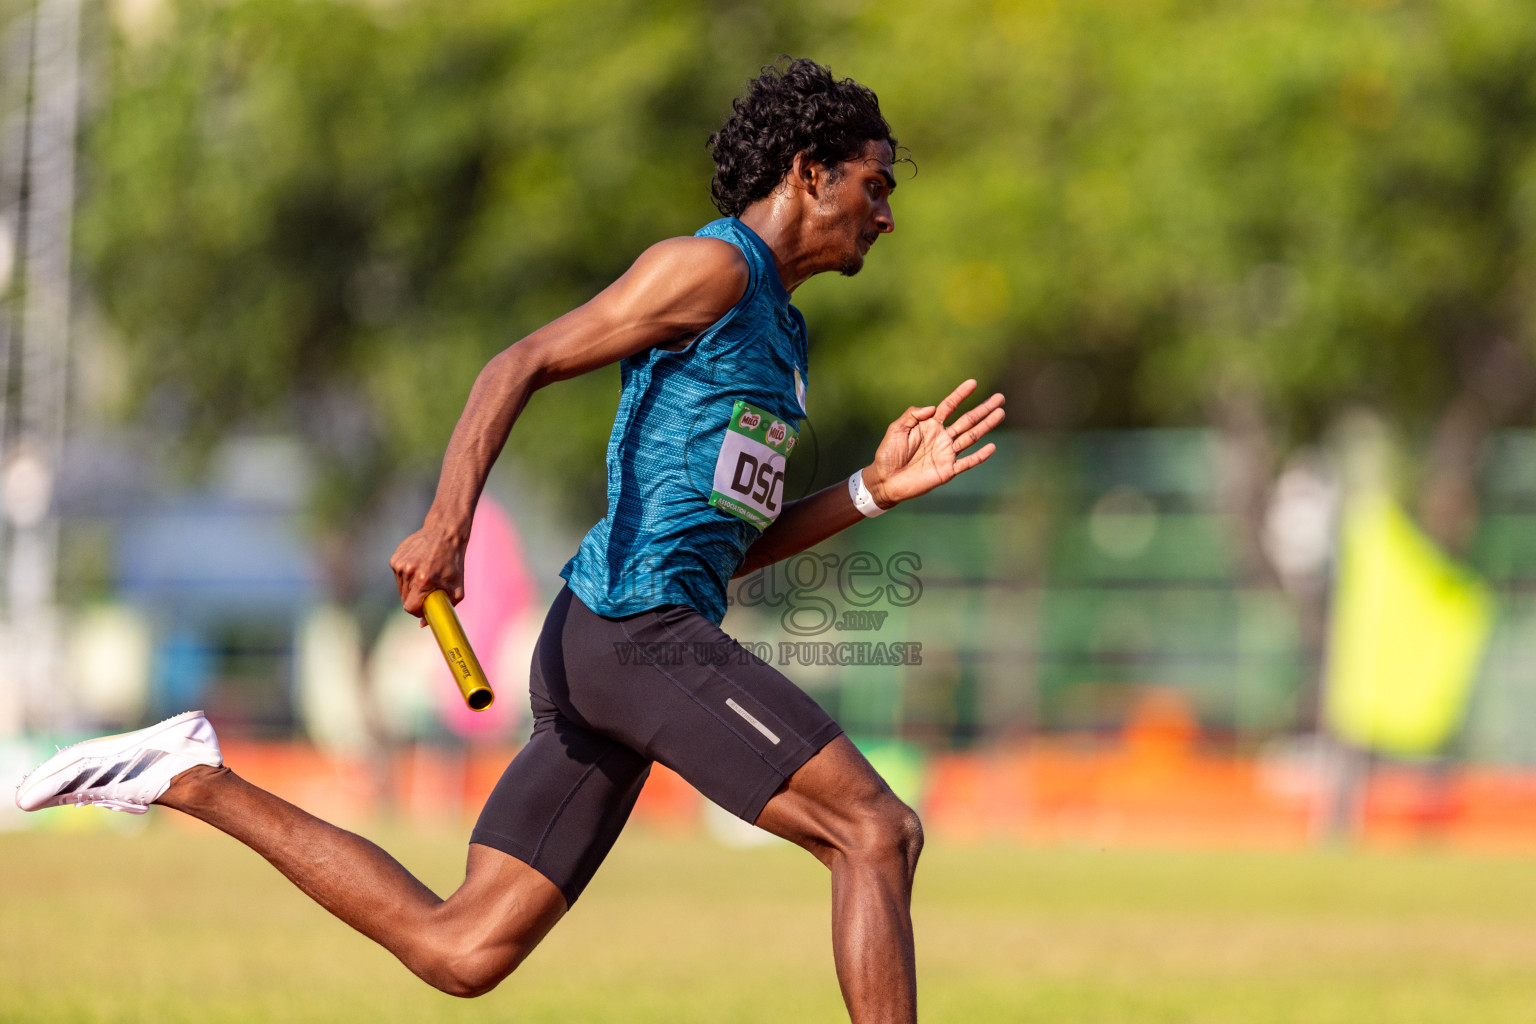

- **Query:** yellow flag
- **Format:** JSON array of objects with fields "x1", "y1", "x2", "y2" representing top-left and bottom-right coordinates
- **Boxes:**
[{"x1": 1325, "y1": 496, "x2": 1494, "y2": 755}]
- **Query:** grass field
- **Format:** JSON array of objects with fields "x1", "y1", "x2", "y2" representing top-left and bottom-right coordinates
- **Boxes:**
[{"x1": 6, "y1": 819, "x2": 1536, "y2": 1023}]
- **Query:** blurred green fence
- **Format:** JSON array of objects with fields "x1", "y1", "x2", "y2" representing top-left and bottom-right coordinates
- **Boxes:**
[{"x1": 734, "y1": 428, "x2": 1536, "y2": 761}]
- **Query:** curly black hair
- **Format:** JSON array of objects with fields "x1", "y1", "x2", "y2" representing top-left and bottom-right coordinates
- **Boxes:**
[{"x1": 708, "y1": 58, "x2": 896, "y2": 217}]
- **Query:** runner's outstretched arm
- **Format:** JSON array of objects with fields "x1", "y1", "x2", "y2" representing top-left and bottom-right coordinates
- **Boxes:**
[
  {"x1": 390, "y1": 237, "x2": 747, "y2": 615},
  {"x1": 734, "y1": 378, "x2": 1005, "y2": 577}
]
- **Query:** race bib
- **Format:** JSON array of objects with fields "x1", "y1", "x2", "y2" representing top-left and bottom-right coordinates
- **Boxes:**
[{"x1": 709, "y1": 399, "x2": 799, "y2": 530}]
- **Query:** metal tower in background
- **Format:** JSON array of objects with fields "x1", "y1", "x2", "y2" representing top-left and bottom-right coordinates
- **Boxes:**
[{"x1": 0, "y1": 0, "x2": 82, "y2": 737}]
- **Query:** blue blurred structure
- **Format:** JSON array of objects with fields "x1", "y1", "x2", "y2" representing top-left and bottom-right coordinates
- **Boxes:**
[{"x1": 61, "y1": 435, "x2": 321, "y2": 735}]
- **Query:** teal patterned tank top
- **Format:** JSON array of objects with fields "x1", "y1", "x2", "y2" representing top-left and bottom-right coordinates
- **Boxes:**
[{"x1": 560, "y1": 218, "x2": 809, "y2": 624}]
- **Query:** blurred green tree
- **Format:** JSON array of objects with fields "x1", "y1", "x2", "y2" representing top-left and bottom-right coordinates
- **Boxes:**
[
  {"x1": 810, "y1": 0, "x2": 1536, "y2": 555},
  {"x1": 78, "y1": 0, "x2": 1536, "y2": 601},
  {"x1": 80, "y1": 0, "x2": 861, "y2": 596}
]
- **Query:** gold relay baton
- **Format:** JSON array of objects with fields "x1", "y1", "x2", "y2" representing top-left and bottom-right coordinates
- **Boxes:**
[{"x1": 422, "y1": 590, "x2": 495, "y2": 711}]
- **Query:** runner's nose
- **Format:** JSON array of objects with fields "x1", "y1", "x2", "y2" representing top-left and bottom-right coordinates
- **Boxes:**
[{"x1": 875, "y1": 199, "x2": 894, "y2": 234}]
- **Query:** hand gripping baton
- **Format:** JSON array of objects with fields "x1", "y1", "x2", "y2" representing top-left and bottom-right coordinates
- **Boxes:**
[{"x1": 422, "y1": 590, "x2": 495, "y2": 711}]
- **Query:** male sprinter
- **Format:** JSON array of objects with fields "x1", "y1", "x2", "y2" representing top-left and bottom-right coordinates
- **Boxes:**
[{"x1": 17, "y1": 59, "x2": 1004, "y2": 1022}]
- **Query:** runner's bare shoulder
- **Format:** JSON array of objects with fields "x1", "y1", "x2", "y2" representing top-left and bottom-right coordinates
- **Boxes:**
[
  {"x1": 530, "y1": 236, "x2": 752, "y2": 378},
  {"x1": 616, "y1": 236, "x2": 750, "y2": 332}
]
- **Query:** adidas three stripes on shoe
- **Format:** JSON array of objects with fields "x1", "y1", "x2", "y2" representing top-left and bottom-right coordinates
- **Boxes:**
[{"x1": 15, "y1": 710, "x2": 223, "y2": 815}]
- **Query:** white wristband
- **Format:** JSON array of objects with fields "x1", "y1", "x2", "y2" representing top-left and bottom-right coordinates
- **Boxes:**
[{"x1": 848, "y1": 469, "x2": 887, "y2": 518}]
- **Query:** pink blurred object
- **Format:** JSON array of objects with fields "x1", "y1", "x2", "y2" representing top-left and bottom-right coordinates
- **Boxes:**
[{"x1": 436, "y1": 495, "x2": 534, "y2": 738}]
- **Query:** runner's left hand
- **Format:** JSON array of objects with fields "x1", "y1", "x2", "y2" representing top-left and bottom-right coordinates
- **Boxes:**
[{"x1": 864, "y1": 379, "x2": 1006, "y2": 509}]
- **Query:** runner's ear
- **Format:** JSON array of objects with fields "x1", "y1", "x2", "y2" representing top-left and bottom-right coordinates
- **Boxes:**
[{"x1": 789, "y1": 151, "x2": 818, "y2": 195}]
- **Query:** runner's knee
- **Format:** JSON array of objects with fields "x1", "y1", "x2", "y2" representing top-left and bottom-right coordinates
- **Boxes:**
[
  {"x1": 846, "y1": 796, "x2": 923, "y2": 873},
  {"x1": 896, "y1": 804, "x2": 924, "y2": 872},
  {"x1": 416, "y1": 936, "x2": 518, "y2": 998},
  {"x1": 890, "y1": 802, "x2": 924, "y2": 873}
]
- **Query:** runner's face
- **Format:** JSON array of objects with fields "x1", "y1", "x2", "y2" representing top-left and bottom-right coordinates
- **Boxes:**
[{"x1": 816, "y1": 139, "x2": 896, "y2": 277}]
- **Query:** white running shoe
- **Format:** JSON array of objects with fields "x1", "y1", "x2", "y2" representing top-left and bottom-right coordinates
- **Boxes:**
[{"x1": 15, "y1": 710, "x2": 222, "y2": 815}]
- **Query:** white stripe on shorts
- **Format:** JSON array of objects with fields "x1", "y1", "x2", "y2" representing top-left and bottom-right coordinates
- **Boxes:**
[{"x1": 725, "y1": 698, "x2": 781, "y2": 745}]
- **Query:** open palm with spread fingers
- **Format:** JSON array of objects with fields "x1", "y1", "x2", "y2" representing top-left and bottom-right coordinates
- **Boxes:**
[{"x1": 865, "y1": 379, "x2": 1007, "y2": 508}]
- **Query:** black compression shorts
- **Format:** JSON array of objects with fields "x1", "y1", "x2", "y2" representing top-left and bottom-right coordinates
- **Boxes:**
[{"x1": 469, "y1": 586, "x2": 843, "y2": 906}]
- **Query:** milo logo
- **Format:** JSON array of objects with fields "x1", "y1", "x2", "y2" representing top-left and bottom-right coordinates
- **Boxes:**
[
  {"x1": 785, "y1": 436, "x2": 797, "y2": 454},
  {"x1": 738, "y1": 410, "x2": 762, "y2": 430},
  {"x1": 766, "y1": 421, "x2": 787, "y2": 447}
]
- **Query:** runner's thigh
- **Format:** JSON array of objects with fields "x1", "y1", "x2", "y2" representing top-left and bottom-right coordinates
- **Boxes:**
[{"x1": 470, "y1": 596, "x2": 652, "y2": 907}]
